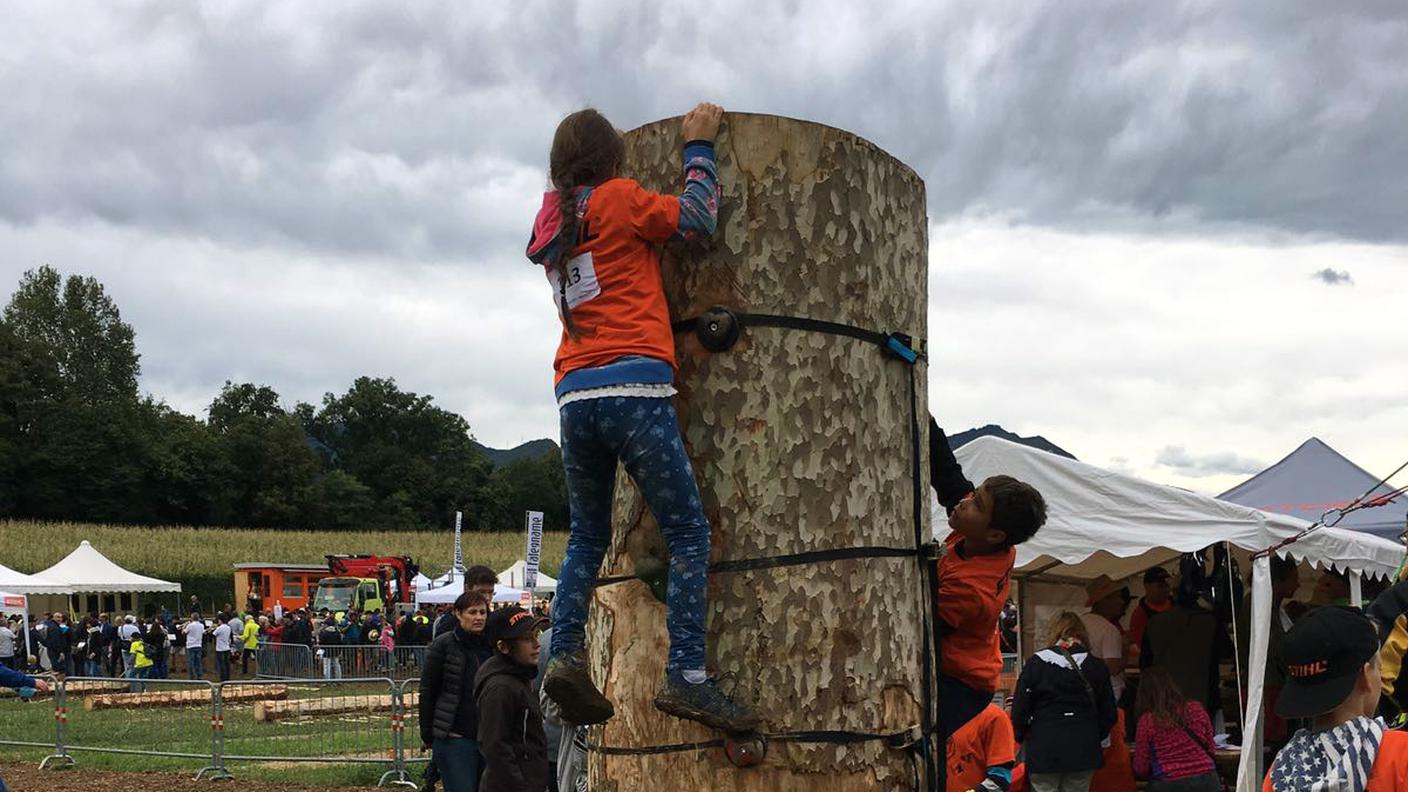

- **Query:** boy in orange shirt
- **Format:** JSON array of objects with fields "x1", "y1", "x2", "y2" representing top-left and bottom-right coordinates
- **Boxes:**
[
  {"x1": 947, "y1": 702, "x2": 1017, "y2": 792},
  {"x1": 930, "y1": 419, "x2": 1047, "y2": 739}
]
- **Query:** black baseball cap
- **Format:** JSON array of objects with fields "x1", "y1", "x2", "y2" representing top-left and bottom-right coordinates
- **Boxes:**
[
  {"x1": 1276, "y1": 605, "x2": 1379, "y2": 719},
  {"x1": 485, "y1": 606, "x2": 543, "y2": 643},
  {"x1": 1143, "y1": 567, "x2": 1170, "y2": 585}
]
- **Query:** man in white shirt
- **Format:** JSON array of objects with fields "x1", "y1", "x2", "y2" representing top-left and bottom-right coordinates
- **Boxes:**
[
  {"x1": 1080, "y1": 575, "x2": 1131, "y2": 702},
  {"x1": 0, "y1": 620, "x2": 15, "y2": 669},
  {"x1": 212, "y1": 615, "x2": 233, "y2": 682},
  {"x1": 118, "y1": 615, "x2": 141, "y2": 681},
  {"x1": 184, "y1": 613, "x2": 206, "y2": 680}
]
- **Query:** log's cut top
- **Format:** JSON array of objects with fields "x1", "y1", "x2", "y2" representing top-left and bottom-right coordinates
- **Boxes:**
[{"x1": 622, "y1": 111, "x2": 928, "y2": 364}]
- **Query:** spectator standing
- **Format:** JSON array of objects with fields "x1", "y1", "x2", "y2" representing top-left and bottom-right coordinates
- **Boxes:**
[
  {"x1": 83, "y1": 616, "x2": 106, "y2": 677},
  {"x1": 476, "y1": 606, "x2": 548, "y2": 792},
  {"x1": 147, "y1": 618, "x2": 169, "y2": 680},
  {"x1": 213, "y1": 615, "x2": 233, "y2": 682},
  {"x1": 117, "y1": 614, "x2": 140, "y2": 681},
  {"x1": 1127, "y1": 568, "x2": 1173, "y2": 650},
  {"x1": 42, "y1": 613, "x2": 69, "y2": 675},
  {"x1": 0, "y1": 620, "x2": 17, "y2": 671},
  {"x1": 1011, "y1": 612, "x2": 1118, "y2": 792},
  {"x1": 189, "y1": 595, "x2": 202, "y2": 619},
  {"x1": 184, "y1": 613, "x2": 206, "y2": 679},
  {"x1": 247, "y1": 585, "x2": 263, "y2": 617},
  {"x1": 1142, "y1": 571, "x2": 1232, "y2": 717},
  {"x1": 1081, "y1": 577, "x2": 1132, "y2": 704},
  {"x1": 128, "y1": 630, "x2": 152, "y2": 693},
  {"x1": 421, "y1": 592, "x2": 492, "y2": 792},
  {"x1": 240, "y1": 613, "x2": 260, "y2": 675},
  {"x1": 1132, "y1": 667, "x2": 1218, "y2": 792},
  {"x1": 318, "y1": 617, "x2": 343, "y2": 679}
]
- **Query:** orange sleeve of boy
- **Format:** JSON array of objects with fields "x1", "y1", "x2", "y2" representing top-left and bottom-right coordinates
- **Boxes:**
[{"x1": 937, "y1": 533, "x2": 1014, "y2": 692}]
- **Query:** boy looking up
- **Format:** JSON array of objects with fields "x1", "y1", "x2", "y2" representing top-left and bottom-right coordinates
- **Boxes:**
[
  {"x1": 931, "y1": 419, "x2": 1048, "y2": 738},
  {"x1": 1264, "y1": 605, "x2": 1407, "y2": 791}
]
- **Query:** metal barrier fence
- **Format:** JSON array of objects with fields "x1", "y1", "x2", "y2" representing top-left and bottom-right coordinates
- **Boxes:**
[
  {"x1": 0, "y1": 674, "x2": 424, "y2": 786},
  {"x1": 257, "y1": 642, "x2": 428, "y2": 681}
]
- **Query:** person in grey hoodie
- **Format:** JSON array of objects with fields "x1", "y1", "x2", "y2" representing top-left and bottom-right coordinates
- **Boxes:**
[
  {"x1": 475, "y1": 606, "x2": 548, "y2": 792},
  {"x1": 1264, "y1": 606, "x2": 1406, "y2": 791}
]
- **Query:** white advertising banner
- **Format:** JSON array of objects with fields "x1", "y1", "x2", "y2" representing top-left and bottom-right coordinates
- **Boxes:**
[{"x1": 524, "y1": 511, "x2": 544, "y2": 590}]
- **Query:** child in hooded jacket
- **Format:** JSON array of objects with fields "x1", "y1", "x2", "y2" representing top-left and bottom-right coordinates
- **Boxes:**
[{"x1": 529, "y1": 104, "x2": 756, "y2": 733}]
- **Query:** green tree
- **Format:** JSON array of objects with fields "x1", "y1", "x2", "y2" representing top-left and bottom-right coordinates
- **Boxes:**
[
  {"x1": 307, "y1": 377, "x2": 495, "y2": 530},
  {"x1": 2, "y1": 266, "x2": 139, "y2": 405},
  {"x1": 207, "y1": 382, "x2": 322, "y2": 529},
  {"x1": 495, "y1": 447, "x2": 568, "y2": 533}
]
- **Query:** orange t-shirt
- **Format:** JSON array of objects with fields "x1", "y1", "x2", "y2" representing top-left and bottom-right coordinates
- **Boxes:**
[
  {"x1": 947, "y1": 704, "x2": 1016, "y2": 792},
  {"x1": 937, "y1": 533, "x2": 1015, "y2": 692},
  {"x1": 1263, "y1": 729, "x2": 1408, "y2": 792},
  {"x1": 550, "y1": 178, "x2": 681, "y2": 384}
]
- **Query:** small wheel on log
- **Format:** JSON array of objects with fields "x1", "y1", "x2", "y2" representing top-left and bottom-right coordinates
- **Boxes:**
[
  {"x1": 696, "y1": 306, "x2": 741, "y2": 352},
  {"x1": 723, "y1": 732, "x2": 767, "y2": 768}
]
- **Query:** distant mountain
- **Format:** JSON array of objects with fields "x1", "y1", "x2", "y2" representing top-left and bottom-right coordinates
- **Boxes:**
[
  {"x1": 473, "y1": 438, "x2": 559, "y2": 468},
  {"x1": 948, "y1": 424, "x2": 1077, "y2": 460}
]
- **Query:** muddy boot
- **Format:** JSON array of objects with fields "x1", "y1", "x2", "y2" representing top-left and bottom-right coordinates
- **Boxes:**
[
  {"x1": 654, "y1": 672, "x2": 760, "y2": 733},
  {"x1": 542, "y1": 650, "x2": 614, "y2": 725}
]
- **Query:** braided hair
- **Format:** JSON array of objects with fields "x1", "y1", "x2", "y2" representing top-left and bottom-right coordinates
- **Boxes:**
[{"x1": 548, "y1": 109, "x2": 625, "y2": 337}]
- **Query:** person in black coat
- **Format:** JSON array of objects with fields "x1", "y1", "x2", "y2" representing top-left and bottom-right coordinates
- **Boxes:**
[
  {"x1": 420, "y1": 592, "x2": 491, "y2": 792},
  {"x1": 1011, "y1": 611, "x2": 1118, "y2": 792},
  {"x1": 476, "y1": 606, "x2": 548, "y2": 792}
]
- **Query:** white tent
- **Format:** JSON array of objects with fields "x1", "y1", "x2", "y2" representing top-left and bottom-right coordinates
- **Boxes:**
[
  {"x1": 36, "y1": 540, "x2": 181, "y2": 616},
  {"x1": 498, "y1": 560, "x2": 557, "y2": 593},
  {"x1": 0, "y1": 562, "x2": 73, "y2": 595},
  {"x1": 410, "y1": 572, "x2": 433, "y2": 591},
  {"x1": 414, "y1": 570, "x2": 527, "y2": 605},
  {"x1": 945, "y1": 437, "x2": 1404, "y2": 792}
]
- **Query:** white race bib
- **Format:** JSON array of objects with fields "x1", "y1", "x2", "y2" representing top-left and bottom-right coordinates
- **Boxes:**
[{"x1": 546, "y1": 251, "x2": 601, "y2": 310}]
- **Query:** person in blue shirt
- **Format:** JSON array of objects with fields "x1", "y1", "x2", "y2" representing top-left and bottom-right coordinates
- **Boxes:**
[{"x1": 0, "y1": 664, "x2": 50, "y2": 790}]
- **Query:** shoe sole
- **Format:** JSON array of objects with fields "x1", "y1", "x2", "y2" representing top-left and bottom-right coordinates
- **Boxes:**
[
  {"x1": 543, "y1": 672, "x2": 615, "y2": 725},
  {"x1": 653, "y1": 695, "x2": 760, "y2": 733}
]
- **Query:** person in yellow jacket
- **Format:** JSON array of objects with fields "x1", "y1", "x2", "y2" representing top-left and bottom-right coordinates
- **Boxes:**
[
  {"x1": 239, "y1": 614, "x2": 260, "y2": 676},
  {"x1": 130, "y1": 633, "x2": 153, "y2": 693}
]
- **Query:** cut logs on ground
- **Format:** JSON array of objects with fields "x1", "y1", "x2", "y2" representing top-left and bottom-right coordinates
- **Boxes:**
[
  {"x1": 84, "y1": 684, "x2": 288, "y2": 711},
  {"x1": 254, "y1": 690, "x2": 418, "y2": 722}
]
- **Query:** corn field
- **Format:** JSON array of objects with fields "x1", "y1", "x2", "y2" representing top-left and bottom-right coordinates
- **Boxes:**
[{"x1": 0, "y1": 519, "x2": 568, "y2": 582}]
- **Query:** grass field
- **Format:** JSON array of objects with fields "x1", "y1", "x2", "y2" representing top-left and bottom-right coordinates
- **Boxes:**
[
  {"x1": 0, "y1": 677, "x2": 432, "y2": 786},
  {"x1": 0, "y1": 520, "x2": 569, "y2": 608}
]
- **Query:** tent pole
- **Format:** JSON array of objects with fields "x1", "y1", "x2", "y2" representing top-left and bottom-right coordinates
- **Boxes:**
[
  {"x1": 1224, "y1": 542, "x2": 1245, "y2": 732},
  {"x1": 1350, "y1": 573, "x2": 1363, "y2": 607},
  {"x1": 1235, "y1": 555, "x2": 1272, "y2": 792}
]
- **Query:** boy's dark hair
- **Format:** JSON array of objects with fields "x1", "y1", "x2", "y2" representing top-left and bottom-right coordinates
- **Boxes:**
[
  {"x1": 982, "y1": 475, "x2": 1046, "y2": 547},
  {"x1": 465, "y1": 565, "x2": 499, "y2": 587},
  {"x1": 549, "y1": 108, "x2": 625, "y2": 338}
]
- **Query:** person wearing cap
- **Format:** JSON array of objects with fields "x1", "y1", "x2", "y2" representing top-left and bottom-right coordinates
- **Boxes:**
[
  {"x1": 420, "y1": 591, "x2": 492, "y2": 792},
  {"x1": 1127, "y1": 568, "x2": 1173, "y2": 651},
  {"x1": 1081, "y1": 576, "x2": 1132, "y2": 702},
  {"x1": 476, "y1": 606, "x2": 549, "y2": 792},
  {"x1": 1263, "y1": 605, "x2": 1408, "y2": 791}
]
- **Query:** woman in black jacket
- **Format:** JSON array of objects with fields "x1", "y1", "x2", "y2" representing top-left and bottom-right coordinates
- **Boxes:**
[
  {"x1": 476, "y1": 606, "x2": 548, "y2": 792},
  {"x1": 419, "y1": 592, "x2": 491, "y2": 792},
  {"x1": 1011, "y1": 611, "x2": 1118, "y2": 792}
]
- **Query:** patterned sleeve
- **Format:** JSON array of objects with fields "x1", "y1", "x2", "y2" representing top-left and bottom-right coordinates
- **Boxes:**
[{"x1": 674, "y1": 140, "x2": 720, "y2": 240}]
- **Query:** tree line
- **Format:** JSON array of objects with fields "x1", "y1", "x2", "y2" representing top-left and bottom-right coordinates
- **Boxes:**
[{"x1": 0, "y1": 266, "x2": 567, "y2": 532}]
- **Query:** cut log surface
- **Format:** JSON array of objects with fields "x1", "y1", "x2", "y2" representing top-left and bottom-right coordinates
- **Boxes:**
[
  {"x1": 83, "y1": 684, "x2": 288, "y2": 711},
  {"x1": 254, "y1": 690, "x2": 417, "y2": 722},
  {"x1": 585, "y1": 113, "x2": 931, "y2": 791},
  {"x1": 0, "y1": 680, "x2": 128, "y2": 699}
]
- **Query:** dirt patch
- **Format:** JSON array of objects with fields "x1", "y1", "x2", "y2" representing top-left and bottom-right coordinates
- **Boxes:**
[{"x1": 0, "y1": 762, "x2": 384, "y2": 791}]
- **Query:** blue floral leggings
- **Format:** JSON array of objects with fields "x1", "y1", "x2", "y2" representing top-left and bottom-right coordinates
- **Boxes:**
[{"x1": 550, "y1": 396, "x2": 709, "y2": 674}]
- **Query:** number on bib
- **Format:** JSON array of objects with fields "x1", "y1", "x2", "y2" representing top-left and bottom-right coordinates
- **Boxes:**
[{"x1": 547, "y1": 252, "x2": 601, "y2": 310}]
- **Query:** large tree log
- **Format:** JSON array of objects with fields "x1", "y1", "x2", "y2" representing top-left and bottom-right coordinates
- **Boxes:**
[
  {"x1": 253, "y1": 690, "x2": 416, "y2": 722},
  {"x1": 585, "y1": 113, "x2": 931, "y2": 791},
  {"x1": 84, "y1": 684, "x2": 288, "y2": 711}
]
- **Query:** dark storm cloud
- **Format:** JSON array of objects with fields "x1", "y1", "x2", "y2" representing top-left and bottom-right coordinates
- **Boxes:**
[
  {"x1": 1154, "y1": 445, "x2": 1265, "y2": 478},
  {"x1": 1311, "y1": 267, "x2": 1354, "y2": 285},
  {"x1": 2, "y1": 1, "x2": 1406, "y2": 261}
]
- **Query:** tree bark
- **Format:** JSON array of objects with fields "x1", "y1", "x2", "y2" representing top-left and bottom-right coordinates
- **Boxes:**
[{"x1": 585, "y1": 113, "x2": 930, "y2": 791}]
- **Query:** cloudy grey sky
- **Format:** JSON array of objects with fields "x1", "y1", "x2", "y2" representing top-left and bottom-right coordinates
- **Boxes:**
[{"x1": 3, "y1": 1, "x2": 1405, "y2": 495}]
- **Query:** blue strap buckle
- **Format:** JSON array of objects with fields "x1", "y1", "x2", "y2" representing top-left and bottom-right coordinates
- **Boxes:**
[{"x1": 884, "y1": 333, "x2": 920, "y2": 365}]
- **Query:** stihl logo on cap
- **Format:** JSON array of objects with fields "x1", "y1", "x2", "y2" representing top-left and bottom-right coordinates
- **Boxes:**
[
  {"x1": 1288, "y1": 660, "x2": 1329, "y2": 678},
  {"x1": 509, "y1": 612, "x2": 533, "y2": 627}
]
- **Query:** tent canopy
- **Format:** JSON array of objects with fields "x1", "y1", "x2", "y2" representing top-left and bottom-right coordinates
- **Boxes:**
[
  {"x1": 0, "y1": 562, "x2": 73, "y2": 595},
  {"x1": 943, "y1": 437, "x2": 1403, "y2": 583},
  {"x1": 38, "y1": 540, "x2": 181, "y2": 593},
  {"x1": 498, "y1": 560, "x2": 557, "y2": 592},
  {"x1": 413, "y1": 570, "x2": 526, "y2": 605},
  {"x1": 1220, "y1": 437, "x2": 1408, "y2": 541}
]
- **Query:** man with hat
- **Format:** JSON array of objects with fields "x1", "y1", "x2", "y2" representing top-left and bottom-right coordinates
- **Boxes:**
[
  {"x1": 1264, "y1": 606, "x2": 1408, "y2": 791},
  {"x1": 1128, "y1": 567, "x2": 1172, "y2": 651},
  {"x1": 1082, "y1": 574, "x2": 1132, "y2": 702}
]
